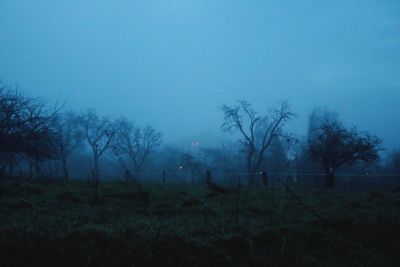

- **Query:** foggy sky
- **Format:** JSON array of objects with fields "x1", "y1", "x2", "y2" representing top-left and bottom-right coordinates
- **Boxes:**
[{"x1": 1, "y1": 0, "x2": 399, "y2": 149}]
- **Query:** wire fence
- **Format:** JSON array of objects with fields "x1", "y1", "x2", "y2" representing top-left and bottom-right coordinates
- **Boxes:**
[
  {"x1": 134, "y1": 171, "x2": 400, "y2": 178},
  {"x1": 121, "y1": 170, "x2": 399, "y2": 192},
  {"x1": 1, "y1": 169, "x2": 399, "y2": 191}
]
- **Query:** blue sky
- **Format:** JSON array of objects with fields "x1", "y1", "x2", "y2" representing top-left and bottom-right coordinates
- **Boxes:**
[{"x1": 1, "y1": 0, "x2": 399, "y2": 149}]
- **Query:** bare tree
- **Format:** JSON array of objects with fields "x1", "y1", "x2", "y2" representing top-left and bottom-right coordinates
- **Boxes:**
[
  {"x1": 308, "y1": 117, "x2": 381, "y2": 189},
  {"x1": 0, "y1": 82, "x2": 60, "y2": 177},
  {"x1": 386, "y1": 149, "x2": 400, "y2": 174},
  {"x1": 180, "y1": 152, "x2": 201, "y2": 184},
  {"x1": 53, "y1": 111, "x2": 84, "y2": 180},
  {"x1": 200, "y1": 143, "x2": 243, "y2": 186},
  {"x1": 78, "y1": 109, "x2": 117, "y2": 191},
  {"x1": 112, "y1": 117, "x2": 162, "y2": 179},
  {"x1": 386, "y1": 148, "x2": 400, "y2": 187},
  {"x1": 221, "y1": 100, "x2": 295, "y2": 185}
]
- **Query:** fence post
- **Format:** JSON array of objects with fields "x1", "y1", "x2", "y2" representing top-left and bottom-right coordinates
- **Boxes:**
[{"x1": 260, "y1": 171, "x2": 268, "y2": 187}]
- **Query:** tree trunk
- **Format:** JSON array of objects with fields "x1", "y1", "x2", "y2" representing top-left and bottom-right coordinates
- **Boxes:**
[
  {"x1": 191, "y1": 172, "x2": 195, "y2": 184},
  {"x1": 205, "y1": 170, "x2": 212, "y2": 185},
  {"x1": 125, "y1": 169, "x2": 130, "y2": 181},
  {"x1": 59, "y1": 140, "x2": 69, "y2": 180},
  {"x1": 94, "y1": 156, "x2": 99, "y2": 182},
  {"x1": 29, "y1": 161, "x2": 33, "y2": 179},
  {"x1": 35, "y1": 158, "x2": 41, "y2": 179},
  {"x1": 162, "y1": 170, "x2": 166, "y2": 184},
  {"x1": 260, "y1": 171, "x2": 268, "y2": 186},
  {"x1": 61, "y1": 156, "x2": 69, "y2": 180},
  {"x1": 246, "y1": 155, "x2": 255, "y2": 185},
  {"x1": 324, "y1": 166, "x2": 335, "y2": 189},
  {"x1": 247, "y1": 172, "x2": 256, "y2": 186},
  {"x1": 93, "y1": 154, "x2": 100, "y2": 200}
]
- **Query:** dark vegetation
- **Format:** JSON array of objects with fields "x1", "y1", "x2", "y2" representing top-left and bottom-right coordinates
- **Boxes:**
[
  {"x1": 1, "y1": 180, "x2": 400, "y2": 267},
  {"x1": 1, "y1": 82, "x2": 400, "y2": 266}
]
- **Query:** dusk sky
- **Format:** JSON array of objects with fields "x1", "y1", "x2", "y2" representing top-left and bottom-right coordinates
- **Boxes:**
[{"x1": 1, "y1": 0, "x2": 399, "y2": 149}]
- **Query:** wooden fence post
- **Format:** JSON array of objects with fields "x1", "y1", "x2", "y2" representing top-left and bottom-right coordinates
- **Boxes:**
[
  {"x1": 260, "y1": 171, "x2": 268, "y2": 187},
  {"x1": 162, "y1": 170, "x2": 166, "y2": 184}
]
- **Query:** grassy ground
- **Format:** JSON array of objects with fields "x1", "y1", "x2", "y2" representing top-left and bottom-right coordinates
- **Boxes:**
[{"x1": 1, "y1": 179, "x2": 400, "y2": 266}]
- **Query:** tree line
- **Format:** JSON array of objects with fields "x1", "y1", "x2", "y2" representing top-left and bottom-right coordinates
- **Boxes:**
[{"x1": 1, "y1": 81, "x2": 399, "y2": 191}]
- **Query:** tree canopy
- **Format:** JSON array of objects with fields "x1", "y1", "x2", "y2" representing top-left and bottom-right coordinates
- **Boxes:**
[{"x1": 308, "y1": 117, "x2": 381, "y2": 188}]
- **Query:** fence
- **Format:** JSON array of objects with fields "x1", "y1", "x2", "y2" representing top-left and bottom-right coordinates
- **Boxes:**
[
  {"x1": 2, "y1": 169, "x2": 399, "y2": 191},
  {"x1": 125, "y1": 169, "x2": 400, "y2": 191}
]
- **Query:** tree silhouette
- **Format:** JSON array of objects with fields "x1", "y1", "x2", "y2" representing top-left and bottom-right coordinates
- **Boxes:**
[
  {"x1": 112, "y1": 117, "x2": 162, "y2": 179},
  {"x1": 221, "y1": 100, "x2": 294, "y2": 185},
  {"x1": 0, "y1": 82, "x2": 60, "y2": 177},
  {"x1": 78, "y1": 109, "x2": 117, "y2": 195},
  {"x1": 308, "y1": 119, "x2": 381, "y2": 189}
]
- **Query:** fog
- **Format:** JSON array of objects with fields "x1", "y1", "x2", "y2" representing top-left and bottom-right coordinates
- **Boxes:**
[
  {"x1": 1, "y1": 0, "x2": 399, "y2": 148},
  {"x1": 2, "y1": 3, "x2": 400, "y2": 264}
]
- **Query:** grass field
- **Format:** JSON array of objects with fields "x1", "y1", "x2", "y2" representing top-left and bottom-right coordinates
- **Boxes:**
[{"x1": 1, "y1": 179, "x2": 399, "y2": 266}]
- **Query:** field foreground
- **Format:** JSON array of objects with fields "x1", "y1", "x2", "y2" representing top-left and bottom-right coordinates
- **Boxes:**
[{"x1": 1, "y1": 180, "x2": 400, "y2": 267}]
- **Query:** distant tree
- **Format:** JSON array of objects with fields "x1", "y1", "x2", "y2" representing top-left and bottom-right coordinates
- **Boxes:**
[
  {"x1": 221, "y1": 100, "x2": 295, "y2": 185},
  {"x1": 386, "y1": 149, "x2": 400, "y2": 174},
  {"x1": 307, "y1": 107, "x2": 339, "y2": 140},
  {"x1": 24, "y1": 125, "x2": 58, "y2": 178},
  {"x1": 78, "y1": 109, "x2": 117, "y2": 192},
  {"x1": 0, "y1": 152, "x2": 21, "y2": 176},
  {"x1": 297, "y1": 108, "x2": 341, "y2": 186},
  {"x1": 386, "y1": 148, "x2": 400, "y2": 186},
  {"x1": 263, "y1": 136, "x2": 288, "y2": 174},
  {"x1": 53, "y1": 112, "x2": 84, "y2": 180},
  {"x1": 200, "y1": 143, "x2": 245, "y2": 186},
  {"x1": 156, "y1": 147, "x2": 185, "y2": 182},
  {"x1": 180, "y1": 153, "x2": 201, "y2": 184},
  {"x1": 308, "y1": 114, "x2": 381, "y2": 189},
  {"x1": 200, "y1": 144, "x2": 241, "y2": 174},
  {"x1": 0, "y1": 82, "x2": 60, "y2": 177},
  {"x1": 112, "y1": 117, "x2": 162, "y2": 179}
]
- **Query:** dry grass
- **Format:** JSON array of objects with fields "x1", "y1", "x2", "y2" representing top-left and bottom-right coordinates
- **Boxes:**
[{"x1": 1, "y1": 180, "x2": 400, "y2": 266}]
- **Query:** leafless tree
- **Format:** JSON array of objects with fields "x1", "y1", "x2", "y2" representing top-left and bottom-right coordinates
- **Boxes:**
[
  {"x1": 53, "y1": 111, "x2": 84, "y2": 180},
  {"x1": 386, "y1": 149, "x2": 400, "y2": 174},
  {"x1": 112, "y1": 117, "x2": 162, "y2": 179},
  {"x1": 78, "y1": 109, "x2": 117, "y2": 191},
  {"x1": 221, "y1": 100, "x2": 295, "y2": 185},
  {"x1": 0, "y1": 82, "x2": 61, "y2": 177},
  {"x1": 180, "y1": 152, "x2": 201, "y2": 184},
  {"x1": 200, "y1": 143, "x2": 243, "y2": 186},
  {"x1": 386, "y1": 148, "x2": 400, "y2": 187},
  {"x1": 308, "y1": 118, "x2": 381, "y2": 189}
]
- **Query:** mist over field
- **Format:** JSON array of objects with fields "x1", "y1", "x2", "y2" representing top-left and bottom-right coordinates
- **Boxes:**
[
  {"x1": 1, "y1": 1, "x2": 400, "y2": 267},
  {"x1": 1, "y1": 0, "x2": 399, "y2": 149}
]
